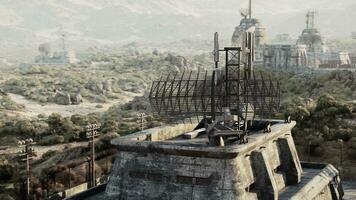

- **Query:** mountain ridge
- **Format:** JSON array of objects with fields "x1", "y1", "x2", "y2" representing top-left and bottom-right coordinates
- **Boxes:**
[{"x1": 0, "y1": 0, "x2": 355, "y2": 60}]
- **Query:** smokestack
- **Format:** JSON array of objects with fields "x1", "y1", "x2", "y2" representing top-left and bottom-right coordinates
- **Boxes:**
[{"x1": 249, "y1": 0, "x2": 252, "y2": 19}]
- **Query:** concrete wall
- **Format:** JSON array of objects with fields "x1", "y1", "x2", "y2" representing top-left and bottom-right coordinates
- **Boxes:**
[
  {"x1": 65, "y1": 121, "x2": 343, "y2": 200},
  {"x1": 263, "y1": 44, "x2": 308, "y2": 71},
  {"x1": 65, "y1": 183, "x2": 88, "y2": 197},
  {"x1": 105, "y1": 125, "x2": 304, "y2": 200},
  {"x1": 112, "y1": 122, "x2": 198, "y2": 143}
]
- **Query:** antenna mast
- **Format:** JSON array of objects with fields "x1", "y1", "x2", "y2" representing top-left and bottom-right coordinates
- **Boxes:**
[
  {"x1": 59, "y1": 25, "x2": 67, "y2": 52},
  {"x1": 306, "y1": 10, "x2": 317, "y2": 29},
  {"x1": 249, "y1": 0, "x2": 252, "y2": 19}
]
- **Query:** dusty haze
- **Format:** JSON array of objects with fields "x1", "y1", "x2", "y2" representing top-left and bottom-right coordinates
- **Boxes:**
[{"x1": 0, "y1": 0, "x2": 354, "y2": 61}]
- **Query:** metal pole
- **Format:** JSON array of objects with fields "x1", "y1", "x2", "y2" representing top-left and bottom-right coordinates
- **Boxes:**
[
  {"x1": 106, "y1": 156, "x2": 108, "y2": 175},
  {"x1": 141, "y1": 114, "x2": 144, "y2": 131},
  {"x1": 91, "y1": 133, "x2": 95, "y2": 187},
  {"x1": 18, "y1": 139, "x2": 34, "y2": 200},
  {"x1": 211, "y1": 71, "x2": 216, "y2": 120},
  {"x1": 87, "y1": 160, "x2": 91, "y2": 188},
  {"x1": 225, "y1": 49, "x2": 229, "y2": 107},
  {"x1": 249, "y1": 0, "x2": 252, "y2": 19},
  {"x1": 237, "y1": 50, "x2": 241, "y2": 130},
  {"x1": 307, "y1": 141, "x2": 311, "y2": 161},
  {"x1": 68, "y1": 167, "x2": 71, "y2": 189},
  {"x1": 86, "y1": 124, "x2": 100, "y2": 188},
  {"x1": 339, "y1": 140, "x2": 343, "y2": 176},
  {"x1": 26, "y1": 147, "x2": 30, "y2": 200}
]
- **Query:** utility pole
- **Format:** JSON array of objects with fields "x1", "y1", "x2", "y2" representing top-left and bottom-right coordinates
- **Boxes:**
[
  {"x1": 18, "y1": 138, "x2": 36, "y2": 200},
  {"x1": 86, "y1": 124, "x2": 100, "y2": 188},
  {"x1": 136, "y1": 113, "x2": 146, "y2": 131},
  {"x1": 338, "y1": 139, "x2": 344, "y2": 177},
  {"x1": 307, "y1": 141, "x2": 311, "y2": 161}
]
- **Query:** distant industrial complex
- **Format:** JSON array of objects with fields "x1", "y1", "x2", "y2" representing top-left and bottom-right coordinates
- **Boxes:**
[{"x1": 232, "y1": 2, "x2": 356, "y2": 71}]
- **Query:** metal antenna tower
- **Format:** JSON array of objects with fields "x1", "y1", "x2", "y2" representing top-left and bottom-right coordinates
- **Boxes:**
[
  {"x1": 149, "y1": 32, "x2": 280, "y2": 124},
  {"x1": 306, "y1": 10, "x2": 317, "y2": 29},
  {"x1": 58, "y1": 25, "x2": 67, "y2": 53},
  {"x1": 249, "y1": 0, "x2": 252, "y2": 19}
]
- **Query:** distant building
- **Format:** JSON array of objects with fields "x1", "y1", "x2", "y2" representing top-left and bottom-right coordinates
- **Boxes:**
[
  {"x1": 296, "y1": 11, "x2": 328, "y2": 68},
  {"x1": 233, "y1": 3, "x2": 356, "y2": 71},
  {"x1": 263, "y1": 44, "x2": 308, "y2": 71},
  {"x1": 34, "y1": 45, "x2": 77, "y2": 65},
  {"x1": 319, "y1": 52, "x2": 355, "y2": 69},
  {"x1": 352, "y1": 32, "x2": 356, "y2": 40},
  {"x1": 271, "y1": 34, "x2": 294, "y2": 44},
  {"x1": 231, "y1": 0, "x2": 307, "y2": 70},
  {"x1": 231, "y1": 0, "x2": 266, "y2": 63},
  {"x1": 34, "y1": 29, "x2": 77, "y2": 65}
]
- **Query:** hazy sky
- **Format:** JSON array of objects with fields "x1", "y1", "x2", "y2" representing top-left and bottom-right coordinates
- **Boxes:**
[{"x1": 0, "y1": 0, "x2": 355, "y2": 60}]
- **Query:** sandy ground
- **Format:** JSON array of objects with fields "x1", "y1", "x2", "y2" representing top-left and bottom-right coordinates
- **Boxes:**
[
  {"x1": 7, "y1": 92, "x2": 139, "y2": 117},
  {"x1": 7, "y1": 93, "x2": 115, "y2": 117}
]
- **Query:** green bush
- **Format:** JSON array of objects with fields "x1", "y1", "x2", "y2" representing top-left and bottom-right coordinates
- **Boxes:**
[
  {"x1": 42, "y1": 150, "x2": 57, "y2": 160},
  {"x1": 348, "y1": 149, "x2": 356, "y2": 160},
  {"x1": 0, "y1": 164, "x2": 14, "y2": 181},
  {"x1": 316, "y1": 94, "x2": 337, "y2": 111},
  {"x1": 293, "y1": 106, "x2": 310, "y2": 121},
  {"x1": 350, "y1": 137, "x2": 356, "y2": 150},
  {"x1": 332, "y1": 129, "x2": 352, "y2": 142},
  {"x1": 39, "y1": 135, "x2": 64, "y2": 146},
  {"x1": 0, "y1": 194, "x2": 14, "y2": 200},
  {"x1": 313, "y1": 146, "x2": 325, "y2": 157},
  {"x1": 101, "y1": 120, "x2": 119, "y2": 134}
]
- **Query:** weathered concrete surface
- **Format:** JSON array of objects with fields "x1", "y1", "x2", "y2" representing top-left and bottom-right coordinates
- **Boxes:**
[
  {"x1": 67, "y1": 120, "x2": 344, "y2": 200},
  {"x1": 105, "y1": 121, "x2": 308, "y2": 200},
  {"x1": 279, "y1": 165, "x2": 342, "y2": 200},
  {"x1": 343, "y1": 181, "x2": 356, "y2": 200},
  {"x1": 111, "y1": 121, "x2": 199, "y2": 144},
  {"x1": 64, "y1": 183, "x2": 88, "y2": 197}
]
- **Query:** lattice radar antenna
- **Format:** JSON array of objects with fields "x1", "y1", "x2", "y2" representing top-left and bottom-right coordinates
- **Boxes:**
[{"x1": 149, "y1": 32, "x2": 280, "y2": 127}]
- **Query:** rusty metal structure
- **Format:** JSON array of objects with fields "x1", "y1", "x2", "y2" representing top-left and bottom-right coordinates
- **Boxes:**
[{"x1": 149, "y1": 32, "x2": 280, "y2": 123}]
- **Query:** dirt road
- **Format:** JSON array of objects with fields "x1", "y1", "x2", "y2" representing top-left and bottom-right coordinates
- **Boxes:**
[{"x1": 7, "y1": 93, "x2": 136, "y2": 117}]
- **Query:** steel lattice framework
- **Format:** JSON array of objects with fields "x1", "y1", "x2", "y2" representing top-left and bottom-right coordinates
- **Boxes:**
[
  {"x1": 149, "y1": 33, "x2": 280, "y2": 120},
  {"x1": 149, "y1": 70, "x2": 280, "y2": 119}
]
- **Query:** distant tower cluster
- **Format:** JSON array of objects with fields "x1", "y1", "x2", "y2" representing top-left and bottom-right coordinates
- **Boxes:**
[
  {"x1": 231, "y1": 0, "x2": 266, "y2": 63},
  {"x1": 306, "y1": 10, "x2": 317, "y2": 30},
  {"x1": 296, "y1": 10, "x2": 328, "y2": 68},
  {"x1": 233, "y1": 2, "x2": 356, "y2": 71}
]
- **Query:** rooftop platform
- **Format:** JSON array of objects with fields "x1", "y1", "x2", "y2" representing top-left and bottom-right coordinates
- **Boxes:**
[
  {"x1": 65, "y1": 119, "x2": 343, "y2": 200},
  {"x1": 111, "y1": 119, "x2": 296, "y2": 159}
]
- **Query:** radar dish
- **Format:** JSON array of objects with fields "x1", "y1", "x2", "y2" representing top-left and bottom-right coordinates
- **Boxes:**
[{"x1": 240, "y1": 8, "x2": 249, "y2": 18}]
